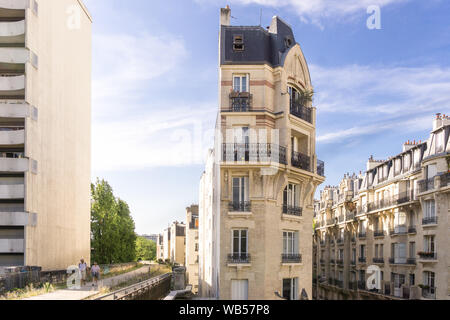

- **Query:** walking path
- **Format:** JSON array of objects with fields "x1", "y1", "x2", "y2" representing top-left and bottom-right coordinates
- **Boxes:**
[{"x1": 24, "y1": 265, "x2": 151, "y2": 300}]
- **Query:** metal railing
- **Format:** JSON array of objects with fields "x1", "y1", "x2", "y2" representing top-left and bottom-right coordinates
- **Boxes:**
[
  {"x1": 291, "y1": 150, "x2": 310, "y2": 171},
  {"x1": 228, "y1": 253, "x2": 251, "y2": 264},
  {"x1": 422, "y1": 287, "x2": 436, "y2": 299},
  {"x1": 222, "y1": 143, "x2": 288, "y2": 165},
  {"x1": 356, "y1": 205, "x2": 367, "y2": 215},
  {"x1": 374, "y1": 230, "x2": 385, "y2": 237},
  {"x1": 290, "y1": 101, "x2": 312, "y2": 123},
  {"x1": 440, "y1": 172, "x2": 450, "y2": 188},
  {"x1": 229, "y1": 93, "x2": 252, "y2": 112},
  {"x1": 229, "y1": 201, "x2": 251, "y2": 212},
  {"x1": 346, "y1": 212, "x2": 355, "y2": 221},
  {"x1": 372, "y1": 257, "x2": 384, "y2": 264},
  {"x1": 95, "y1": 273, "x2": 172, "y2": 300},
  {"x1": 422, "y1": 216, "x2": 437, "y2": 225},
  {"x1": 418, "y1": 178, "x2": 435, "y2": 193},
  {"x1": 418, "y1": 252, "x2": 437, "y2": 260},
  {"x1": 358, "y1": 257, "x2": 366, "y2": 263},
  {"x1": 281, "y1": 253, "x2": 302, "y2": 264},
  {"x1": 408, "y1": 226, "x2": 417, "y2": 234},
  {"x1": 282, "y1": 205, "x2": 302, "y2": 217},
  {"x1": 317, "y1": 160, "x2": 325, "y2": 177},
  {"x1": 389, "y1": 226, "x2": 408, "y2": 236},
  {"x1": 358, "y1": 232, "x2": 366, "y2": 239}
]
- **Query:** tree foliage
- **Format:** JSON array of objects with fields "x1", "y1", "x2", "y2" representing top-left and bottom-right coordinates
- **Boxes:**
[
  {"x1": 135, "y1": 237, "x2": 156, "y2": 261},
  {"x1": 91, "y1": 179, "x2": 137, "y2": 264}
]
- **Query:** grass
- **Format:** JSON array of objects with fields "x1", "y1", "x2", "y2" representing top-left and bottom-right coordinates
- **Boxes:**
[{"x1": 0, "y1": 282, "x2": 55, "y2": 300}]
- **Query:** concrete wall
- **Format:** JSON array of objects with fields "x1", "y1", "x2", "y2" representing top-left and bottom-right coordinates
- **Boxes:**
[{"x1": 19, "y1": 0, "x2": 92, "y2": 270}]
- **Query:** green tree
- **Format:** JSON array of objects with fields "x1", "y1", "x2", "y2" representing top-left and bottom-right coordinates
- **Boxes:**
[
  {"x1": 91, "y1": 179, "x2": 136, "y2": 264},
  {"x1": 135, "y1": 237, "x2": 156, "y2": 261}
]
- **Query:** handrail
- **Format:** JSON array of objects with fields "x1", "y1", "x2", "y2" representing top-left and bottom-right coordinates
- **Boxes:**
[{"x1": 95, "y1": 272, "x2": 172, "y2": 300}]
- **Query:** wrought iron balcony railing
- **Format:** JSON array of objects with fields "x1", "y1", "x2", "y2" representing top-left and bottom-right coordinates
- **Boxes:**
[
  {"x1": 290, "y1": 101, "x2": 312, "y2": 123},
  {"x1": 282, "y1": 204, "x2": 302, "y2": 217},
  {"x1": 291, "y1": 150, "x2": 310, "y2": 171},
  {"x1": 408, "y1": 226, "x2": 417, "y2": 234},
  {"x1": 346, "y1": 212, "x2": 355, "y2": 221},
  {"x1": 372, "y1": 257, "x2": 384, "y2": 264},
  {"x1": 358, "y1": 257, "x2": 366, "y2": 263},
  {"x1": 229, "y1": 92, "x2": 252, "y2": 112},
  {"x1": 228, "y1": 253, "x2": 251, "y2": 264},
  {"x1": 317, "y1": 160, "x2": 325, "y2": 177},
  {"x1": 389, "y1": 226, "x2": 408, "y2": 236},
  {"x1": 222, "y1": 143, "x2": 287, "y2": 165},
  {"x1": 281, "y1": 253, "x2": 302, "y2": 264},
  {"x1": 418, "y1": 252, "x2": 437, "y2": 260},
  {"x1": 228, "y1": 201, "x2": 251, "y2": 212},
  {"x1": 418, "y1": 178, "x2": 435, "y2": 193},
  {"x1": 422, "y1": 216, "x2": 437, "y2": 225},
  {"x1": 440, "y1": 172, "x2": 450, "y2": 188},
  {"x1": 358, "y1": 232, "x2": 366, "y2": 239},
  {"x1": 336, "y1": 259, "x2": 344, "y2": 265},
  {"x1": 374, "y1": 230, "x2": 385, "y2": 237},
  {"x1": 422, "y1": 287, "x2": 436, "y2": 299}
]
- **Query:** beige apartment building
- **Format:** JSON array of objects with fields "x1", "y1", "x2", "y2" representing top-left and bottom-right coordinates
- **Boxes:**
[
  {"x1": 170, "y1": 221, "x2": 186, "y2": 265},
  {"x1": 313, "y1": 114, "x2": 450, "y2": 300},
  {"x1": 198, "y1": 7, "x2": 325, "y2": 300},
  {"x1": 156, "y1": 234, "x2": 164, "y2": 261},
  {"x1": 162, "y1": 227, "x2": 171, "y2": 262},
  {"x1": 0, "y1": 0, "x2": 91, "y2": 271},
  {"x1": 185, "y1": 204, "x2": 199, "y2": 293}
]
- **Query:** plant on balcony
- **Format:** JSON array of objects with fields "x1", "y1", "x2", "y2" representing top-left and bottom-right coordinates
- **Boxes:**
[
  {"x1": 418, "y1": 251, "x2": 434, "y2": 258},
  {"x1": 418, "y1": 284, "x2": 430, "y2": 290}
]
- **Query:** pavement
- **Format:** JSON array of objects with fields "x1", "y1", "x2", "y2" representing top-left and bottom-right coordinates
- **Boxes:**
[{"x1": 23, "y1": 265, "x2": 152, "y2": 300}]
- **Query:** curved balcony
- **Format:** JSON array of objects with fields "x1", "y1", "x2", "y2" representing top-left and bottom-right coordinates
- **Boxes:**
[
  {"x1": 0, "y1": 129, "x2": 24, "y2": 145},
  {"x1": 0, "y1": 102, "x2": 29, "y2": 118},
  {"x1": 0, "y1": 47, "x2": 28, "y2": 64},
  {"x1": 0, "y1": 238, "x2": 24, "y2": 253},
  {"x1": 0, "y1": 0, "x2": 29, "y2": 10},
  {"x1": 0, "y1": 75, "x2": 25, "y2": 91},
  {"x1": 0, "y1": 183, "x2": 24, "y2": 199},
  {"x1": 0, "y1": 20, "x2": 25, "y2": 44},
  {"x1": 0, "y1": 157, "x2": 28, "y2": 172}
]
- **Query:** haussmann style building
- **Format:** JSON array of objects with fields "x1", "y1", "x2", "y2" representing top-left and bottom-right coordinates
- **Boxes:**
[
  {"x1": 0, "y1": 0, "x2": 91, "y2": 271},
  {"x1": 198, "y1": 6, "x2": 325, "y2": 300},
  {"x1": 313, "y1": 114, "x2": 450, "y2": 300},
  {"x1": 185, "y1": 204, "x2": 199, "y2": 293}
]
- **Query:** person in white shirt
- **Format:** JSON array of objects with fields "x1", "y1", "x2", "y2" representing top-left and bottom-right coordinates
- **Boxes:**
[
  {"x1": 78, "y1": 258, "x2": 88, "y2": 286},
  {"x1": 91, "y1": 262, "x2": 101, "y2": 286}
]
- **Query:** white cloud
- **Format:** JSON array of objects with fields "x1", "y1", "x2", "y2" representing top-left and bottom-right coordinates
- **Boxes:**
[
  {"x1": 313, "y1": 64, "x2": 450, "y2": 143},
  {"x1": 197, "y1": 0, "x2": 408, "y2": 24}
]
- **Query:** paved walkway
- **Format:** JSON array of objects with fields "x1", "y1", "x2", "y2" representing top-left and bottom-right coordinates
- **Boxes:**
[{"x1": 24, "y1": 265, "x2": 151, "y2": 300}]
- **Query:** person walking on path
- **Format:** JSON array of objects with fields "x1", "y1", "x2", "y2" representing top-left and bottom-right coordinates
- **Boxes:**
[
  {"x1": 91, "y1": 262, "x2": 101, "y2": 287},
  {"x1": 78, "y1": 258, "x2": 88, "y2": 287}
]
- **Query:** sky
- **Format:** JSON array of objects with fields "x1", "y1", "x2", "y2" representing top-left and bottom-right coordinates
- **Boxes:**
[{"x1": 83, "y1": 0, "x2": 450, "y2": 235}]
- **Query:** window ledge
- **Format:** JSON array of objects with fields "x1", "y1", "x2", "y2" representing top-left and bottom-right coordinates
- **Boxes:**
[
  {"x1": 281, "y1": 262, "x2": 302, "y2": 267},
  {"x1": 227, "y1": 263, "x2": 251, "y2": 268},
  {"x1": 228, "y1": 211, "x2": 252, "y2": 217},
  {"x1": 281, "y1": 214, "x2": 302, "y2": 222}
]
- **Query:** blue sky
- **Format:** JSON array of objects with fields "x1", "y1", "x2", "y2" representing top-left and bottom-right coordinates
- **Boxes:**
[{"x1": 83, "y1": 0, "x2": 450, "y2": 235}]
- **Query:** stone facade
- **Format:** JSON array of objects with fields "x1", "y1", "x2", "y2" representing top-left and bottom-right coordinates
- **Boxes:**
[
  {"x1": 185, "y1": 205, "x2": 199, "y2": 293},
  {"x1": 198, "y1": 7, "x2": 325, "y2": 300},
  {"x1": 313, "y1": 115, "x2": 450, "y2": 300}
]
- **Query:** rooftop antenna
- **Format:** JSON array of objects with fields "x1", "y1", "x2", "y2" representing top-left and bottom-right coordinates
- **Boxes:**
[{"x1": 259, "y1": 8, "x2": 262, "y2": 26}]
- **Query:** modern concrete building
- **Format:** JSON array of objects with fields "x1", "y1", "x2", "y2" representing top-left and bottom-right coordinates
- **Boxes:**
[
  {"x1": 313, "y1": 114, "x2": 450, "y2": 300},
  {"x1": 0, "y1": 0, "x2": 91, "y2": 271},
  {"x1": 170, "y1": 221, "x2": 186, "y2": 266},
  {"x1": 198, "y1": 7, "x2": 325, "y2": 300},
  {"x1": 185, "y1": 204, "x2": 199, "y2": 293}
]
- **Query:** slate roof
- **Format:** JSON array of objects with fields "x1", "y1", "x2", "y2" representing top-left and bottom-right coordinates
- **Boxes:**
[{"x1": 220, "y1": 16, "x2": 296, "y2": 67}]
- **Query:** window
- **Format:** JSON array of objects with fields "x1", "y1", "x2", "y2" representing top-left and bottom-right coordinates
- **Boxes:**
[
  {"x1": 195, "y1": 243, "x2": 199, "y2": 252},
  {"x1": 423, "y1": 235, "x2": 435, "y2": 253},
  {"x1": 231, "y1": 279, "x2": 248, "y2": 300},
  {"x1": 423, "y1": 271, "x2": 435, "y2": 288},
  {"x1": 232, "y1": 229, "x2": 248, "y2": 255},
  {"x1": 409, "y1": 273, "x2": 415, "y2": 286},
  {"x1": 233, "y1": 75, "x2": 248, "y2": 92},
  {"x1": 435, "y1": 130, "x2": 444, "y2": 153},
  {"x1": 233, "y1": 35, "x2": 244, "y2": 51},
  {"x1": 232, "y1": 177, "x2": 249, "y2": 205},
  {"x1": 426, "y1": 164, "x2": 437, "y2": 179},
  {"x1": 351, "y1": 248, "x2": 356, "y2": 262},
  {"x1": 283, "y1": 231, "x2": 299, "y2": 255},
  {"x1": 282, "y1": 278, "x2": 298, "y2": 300},
  {"x1": 359, "y1": 245, "x2": 365, "y2": 258},
  {"x1": 409, "y1": 242, "x2": 415, "y2": 258},
  {"x1": 283, "y1": 183, "x2": 300, "y2": 208},
  {"x1": 403, "y1": 153, "x2": 411, "y2": 171},
  {"x1": 338, "y1": 249, "x2": 344, "y2": 260},
  {"x1": 394, "y1": 243, "x2": 407, "y2": 263},
  {"x1": 423, "y1": 200, "x2": 435, "y2": 218}
]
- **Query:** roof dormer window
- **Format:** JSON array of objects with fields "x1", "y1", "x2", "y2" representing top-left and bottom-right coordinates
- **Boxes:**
[{"x1": 233, "y1": 35, "x2": 244, "y2": 51}]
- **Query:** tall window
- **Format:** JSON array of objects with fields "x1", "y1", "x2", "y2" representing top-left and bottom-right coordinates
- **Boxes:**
[
  {"x1": 283, "y1": 183, "x2": 300, "y2": 208},
  {"x1": 394, "y1": 243, "x2": 407, "y2": 263},
  {"x1": 233, "y1": 75, "x2": 248, "y2": 92},
  {"x1": 423, "y1": 271, "x2": 435, "y2": 288},
  {"x1": 232, "y1": 177, "x2": 249, "y2": 206},
  {"x1": 282, "y1": 278, "x2": 298, "y2": 300},
  {"x1": 283, "y1": 231, "x2": 299, "y2": 255},
  {"x1": 423, "y1": 200, "x2": 435, "y2": 218},
  {"x1": 409, "y1": 242, "x2": 415, "y2": 258},
  {"x1": 426, "y1": 164, "x2": 437, "y2": 179},
  {"x1": 435, "y1": 130, "x2": 444, "y2": 153},
  {"x1": 359, "y1": 245, "x2": 365, "y2": 258},
  {"x1": 232, "y1": 229, "x2": 248, "y2": 256},
  {"x1": 423, "y1": 235, "x2": 435, "y2": 253}
]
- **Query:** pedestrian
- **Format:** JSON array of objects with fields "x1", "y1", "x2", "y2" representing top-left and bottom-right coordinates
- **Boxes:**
[
  {"x1": 78, "y1": 258, "x2": 88, "y2": 286},
  {"x1": 91, "y1": 262, "x2": 101, "y2": 286}
]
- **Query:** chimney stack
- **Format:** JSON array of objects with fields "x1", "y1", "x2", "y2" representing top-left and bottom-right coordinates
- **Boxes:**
[{"x1": 220, "y1": 5, "x2": 231, "y2": 26}]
